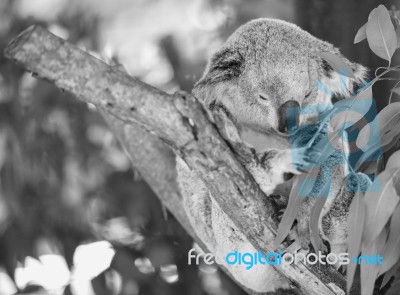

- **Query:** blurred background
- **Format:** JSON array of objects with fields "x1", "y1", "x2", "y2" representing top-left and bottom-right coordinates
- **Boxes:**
[{"x1": 0, "y1": 0, "x2": 398, "y2": 294}]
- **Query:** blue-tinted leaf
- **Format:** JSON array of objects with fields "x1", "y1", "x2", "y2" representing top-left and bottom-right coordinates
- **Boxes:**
[
  {"x1": 331, "y1": 87, "x2": 373, "y2": 135},
  {"x1": 357, "y1": 159, "x2": 380, "y2": 176},
  {"x1": 308, "y1": 87, "x2": 373, "y2": 172},
  {"x1": 366, "y1": 5, "x2": 397, "y2": 62}
]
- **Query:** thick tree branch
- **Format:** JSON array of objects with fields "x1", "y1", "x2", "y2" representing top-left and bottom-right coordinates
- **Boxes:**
[
  {"x1": 5, "y1": 25, "x2": 348, "y2": 295},
  {"x1": 101, "y1": 114, "x2": 269, "y2": 295}
]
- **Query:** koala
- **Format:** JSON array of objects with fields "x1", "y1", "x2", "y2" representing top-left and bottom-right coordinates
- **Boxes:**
[{"x1": 177, "y1": 18, "x2": 367, "y2": 292}]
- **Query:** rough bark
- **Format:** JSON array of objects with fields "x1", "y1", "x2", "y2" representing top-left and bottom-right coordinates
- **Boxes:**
[{"x1": 5, "y1": 25, "x2": 349, "y2": 295}]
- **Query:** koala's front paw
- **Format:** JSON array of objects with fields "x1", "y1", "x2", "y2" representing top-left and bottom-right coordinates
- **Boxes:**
[{"x1": 291, "y1": 147, "x2": 320, "y2": 174}]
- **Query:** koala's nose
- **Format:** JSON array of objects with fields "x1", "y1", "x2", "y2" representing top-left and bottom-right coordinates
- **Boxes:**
[{"x1": 278, "y1": 100, "x2": 300, "y2": 133}]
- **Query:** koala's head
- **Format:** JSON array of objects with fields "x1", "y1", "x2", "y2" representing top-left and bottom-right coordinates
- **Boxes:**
[{"x1": 193, "y1": 19, "x2": 367, "y2": 135}]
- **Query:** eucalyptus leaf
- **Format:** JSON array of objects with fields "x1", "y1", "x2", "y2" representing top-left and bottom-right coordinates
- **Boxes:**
[
  {"x1": 386, "y1": 151, "x2": 400, "y2": 171},
  {"x1": 309, "y1": 183, "x2": 330, "y2": 253},
  {"x1": 356, "y1": 102, "x2": 400, "y2": 169},
  {"x1": 366, "y1": 5, "x2": 397, "y2": 62},
  {"x1": 381, "y1": 259, "x2": 400, "y2": 288},
  {"x1": 361, "y1": 229, "x2": 388, "y2": 295},
  {"x1": 389, "y1": 9, "x2": 400, "y2": 48},
  {"x1": 347, "y1": 190, "x2": 365, "y2": 294},
  {"x1": 274, "y1": 173, "x2": 314, "y2": 248},
  {"x1": 331, "y1": 87, "x2": 373, "y2": 135},
  {"x1": 379, "y1": 204, "x2": 400, "y2": 276},
  {"x1": 311, "y1": 88, "x2": 372, "y2": 169},
  {"x1": 363, "y1": 169, "x2": 400, "y2": 244},
  {"x1": 354, "y1": 23, "x2": 367, "y2": 44}
]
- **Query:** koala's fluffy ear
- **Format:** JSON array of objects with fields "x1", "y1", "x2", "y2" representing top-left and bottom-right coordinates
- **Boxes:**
[
  {"x1": 195, "y1": 48, "x2": 244, "y2": 88},
  {"x1": 319, "y1": 53, "x2": 368, "y2": 99}
]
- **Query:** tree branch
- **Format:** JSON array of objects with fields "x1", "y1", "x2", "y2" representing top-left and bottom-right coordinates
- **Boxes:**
[{"x1": 4, "y1": 25, "x2": 348, "y2": 295}]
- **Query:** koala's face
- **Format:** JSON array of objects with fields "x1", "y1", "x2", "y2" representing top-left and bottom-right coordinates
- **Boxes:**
[
  {"x1": 213, "y1": 46, "x2": 314, "y2": 133},
  {"x1": 193, "y1": 19, "x2": 366, "y2": 137}
]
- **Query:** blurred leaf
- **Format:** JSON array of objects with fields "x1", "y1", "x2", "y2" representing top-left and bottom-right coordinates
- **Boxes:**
[
  {"x1": 91, "y1": 272, "x2": 110, "y2": 295},
  {"x1": 347, "y1": 190, "x2": 365, "y2": 294},
  {"x1": 379, "y1": 204, "x2": 400, "y2": 276},
  {"x1": 366, "y1": 5, "x2": 397, "y2": 62},
  {"x1": 354, "y1": 23, "x2": 367, "y2": 43},
  {"x1": 360, "y1": 228, "x2": 387, "y2": 295},
  {"x1": 72, "y1": 241, "x2": 115, "y2": 281},
  {"x1": 363, "y1": 168, "x2": 400, "y2": 244},
  {"x1": 317, "y1": 51, "x2": 355, "y2": 78},
  {"x1": 110, "y1": 248, "x2": 148, "y2": 281},
  {"x1": 16, "y1": 284, "x2": 47, "y2": 294},
  {"x1": 146, "y1": 239, "x2": 175, "y2": 268}
]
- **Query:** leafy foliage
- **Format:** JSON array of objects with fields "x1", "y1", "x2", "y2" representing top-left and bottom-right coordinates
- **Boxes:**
[
  {"x1": 365, "y1": 5, "x2": 397, "y2": 62},
  {"x1": 347, "y1": 6, "x2": 400, "y2": 294},
  {"x1": 275, "y1": 4, "x2": 400, "y2": 295},
  {"x1": 346, "y1": 190, "x2": 365, "y2": 294}
]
